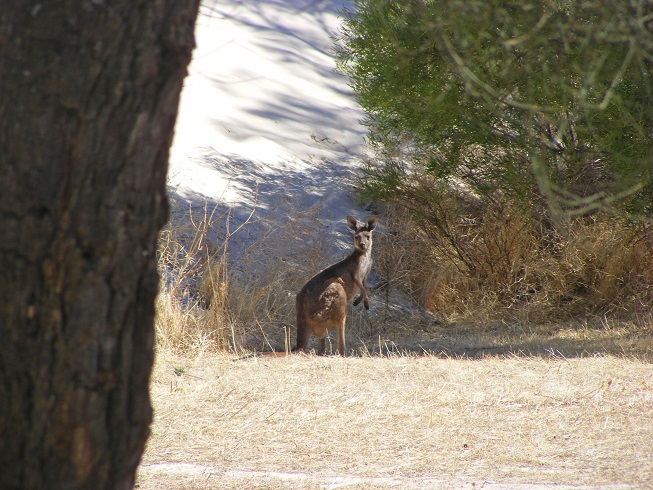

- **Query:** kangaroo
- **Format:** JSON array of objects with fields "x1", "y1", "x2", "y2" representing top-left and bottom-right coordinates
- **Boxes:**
[{"x1": 294, "y1": 215, "x2": 377, "y2": 356}]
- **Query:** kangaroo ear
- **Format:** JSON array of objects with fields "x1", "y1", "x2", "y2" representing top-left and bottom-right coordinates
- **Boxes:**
[
  {"x1": 347, "y1": 215, "x2": 359, "y2": 231},
  {"x1": 366, "y1": 216, "x2": 377, "y2": 231}
]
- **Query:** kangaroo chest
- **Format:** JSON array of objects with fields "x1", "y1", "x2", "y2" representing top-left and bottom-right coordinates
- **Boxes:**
[{"x1": 358, "y1": 251, "x2": 373, "y2": 278}]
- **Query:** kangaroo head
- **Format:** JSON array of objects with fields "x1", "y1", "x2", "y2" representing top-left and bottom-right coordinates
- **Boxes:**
[{"x1": 347, "y1": 215, "x2": 377, "y2": 253}]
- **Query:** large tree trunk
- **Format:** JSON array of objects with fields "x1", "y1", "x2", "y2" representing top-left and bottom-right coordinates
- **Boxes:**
[{"x1": 0, "y1": 2, "x2": 200, "y2": 488}]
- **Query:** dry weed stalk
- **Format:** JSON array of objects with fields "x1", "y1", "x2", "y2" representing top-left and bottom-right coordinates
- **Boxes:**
[{"x1": 157, "y1": 201, "x2": 255, "y2": 352}]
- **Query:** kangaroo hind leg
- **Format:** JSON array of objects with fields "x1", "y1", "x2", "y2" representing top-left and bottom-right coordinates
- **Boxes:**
[
  {"x1": 335, "y1": 317, "x2": 346, "y2": 356},
  {"x1": 316, "y1": 335, "x2": 327, "y2": 356}
]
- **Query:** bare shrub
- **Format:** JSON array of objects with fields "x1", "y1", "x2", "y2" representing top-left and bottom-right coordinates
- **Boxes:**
[
  {"x1": 552, "y1": 219, "x2": 653, "y2": 316},
  {"x1": 372, "y1": 194, "x2": 653, "y2": 325},
  {"x1": 156, "y1": 201, "x2": 249, "y2": 352}
]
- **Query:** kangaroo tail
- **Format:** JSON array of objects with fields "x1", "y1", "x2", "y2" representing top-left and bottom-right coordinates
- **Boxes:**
[{"x1": 293, "y1": 293, "x2": 309, "y2": 352}]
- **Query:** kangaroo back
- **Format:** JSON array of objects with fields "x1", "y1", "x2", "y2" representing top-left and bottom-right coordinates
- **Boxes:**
[{"x1": 293, "y1": 215, "x2": 377, "y2": 355}]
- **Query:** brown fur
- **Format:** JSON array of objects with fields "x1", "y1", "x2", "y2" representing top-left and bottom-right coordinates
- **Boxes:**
[{"x1": 294, "y1": 215, "x2": 377, "y2": 355}]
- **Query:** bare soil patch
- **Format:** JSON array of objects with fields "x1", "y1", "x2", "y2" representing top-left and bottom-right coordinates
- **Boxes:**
[{"x1": 137, "y1": 349, "x2": 652, "y2": 489}]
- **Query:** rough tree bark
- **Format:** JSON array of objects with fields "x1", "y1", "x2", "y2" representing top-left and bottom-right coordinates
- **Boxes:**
[{"x1": 0, "y1": 2, "x2": 200, "y2": 488}]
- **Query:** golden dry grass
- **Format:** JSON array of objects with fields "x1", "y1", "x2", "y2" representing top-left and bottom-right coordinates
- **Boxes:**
[{"x1": 137, "y1": 349, "x2": 653, "y2": 489}]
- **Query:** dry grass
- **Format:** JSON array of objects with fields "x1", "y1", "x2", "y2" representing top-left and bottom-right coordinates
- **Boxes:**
[
  {"x1": 137, "y1": 349, "x2": 653, "y2": 489},
  {"x1": 156, "y1": 189, "x2": 653, "y2": 357},
  {"x1": 149, "y1": 194, "x2": 653, "y2": 487}
]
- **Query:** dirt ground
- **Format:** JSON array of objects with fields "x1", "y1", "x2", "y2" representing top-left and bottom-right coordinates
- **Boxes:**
[{"x1": 136, "y1": 349, "x2": 653, "y2": 489}]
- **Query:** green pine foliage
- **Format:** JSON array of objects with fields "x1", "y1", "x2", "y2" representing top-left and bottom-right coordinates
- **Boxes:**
[
  {"x1": 336, "y1": 0, "x2": 653, "y2": 321},
  {"x1": 336, "y1": 0, "x2": 653, "y2": 220}
]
